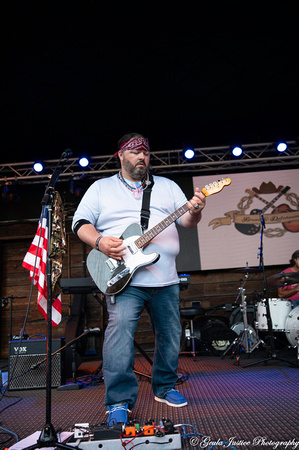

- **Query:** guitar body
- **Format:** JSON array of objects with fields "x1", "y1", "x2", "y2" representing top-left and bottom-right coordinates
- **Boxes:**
[
  {"x1": 87, "y1": 223, "x2": 160, "y2": 295},
  {"x1": 272, "y1": 204, "x2": 299, "y2": 233},
  {"x1": 234, "y1": 209, "x2": 261, "y2": 235}
]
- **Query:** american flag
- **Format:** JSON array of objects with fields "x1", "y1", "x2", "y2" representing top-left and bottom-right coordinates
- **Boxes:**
[{"x1": 22, "y1": 205, "x2": 62, "y2": 326}]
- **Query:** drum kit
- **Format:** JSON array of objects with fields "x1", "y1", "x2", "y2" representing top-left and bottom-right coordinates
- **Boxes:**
[
  {"x1": 222, "y1": 266, "x2": 299, "y2": 365},
  {"x1": 266, "y1": 272, "x2": 299, "y2": 349}
]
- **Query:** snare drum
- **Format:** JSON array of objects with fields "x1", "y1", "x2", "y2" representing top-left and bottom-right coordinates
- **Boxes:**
[
  {"x1": 255, "y1": 298, "x2": 292, "y2": 332},
  {"x1": 285, "y1": 306, "x2": 299, "y2": 347}
]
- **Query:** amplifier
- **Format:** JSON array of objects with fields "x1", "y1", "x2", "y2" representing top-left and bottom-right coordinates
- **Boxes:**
[{"x1": 8, "y1": 338, "x2": 65, "y2": 390}]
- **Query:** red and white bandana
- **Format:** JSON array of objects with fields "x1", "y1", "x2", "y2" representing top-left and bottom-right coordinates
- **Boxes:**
[
  {"x1": 120, "y1": 137, "x2": 150, "y2": 153},
  {"x1": 114, "y1": 137, "x2": 150, "y2": 157}
]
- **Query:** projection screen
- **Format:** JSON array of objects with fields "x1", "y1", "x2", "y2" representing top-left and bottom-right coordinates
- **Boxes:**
[{"x1": 192, "y1": 168, "x2": 299, "y2": 270}]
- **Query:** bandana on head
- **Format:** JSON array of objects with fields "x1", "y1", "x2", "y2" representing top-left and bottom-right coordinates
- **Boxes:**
[
  {"x1": 113, "y1": 137, "x2": 150, "y2": 157},
  {"x1": 120, "y1": 137, "x2": 150, "y2": 152}
]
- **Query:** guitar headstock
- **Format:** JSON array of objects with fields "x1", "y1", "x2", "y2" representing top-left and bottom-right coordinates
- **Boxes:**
[{"x1": 202, "y1": 178, "x2": 231, "y2": 197}]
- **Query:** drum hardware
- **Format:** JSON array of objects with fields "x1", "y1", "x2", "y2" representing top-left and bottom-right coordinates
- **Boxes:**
[
  {"x1": 229, "y1": 304, "x2": 256, "y2": 328},
  {"x1": 233, "y1": 265, "x2": 260, "y2": 273},
  {"x1": 243, "y1": 213, "x2": 298, "y2": 368},
  {"x1": 204, "y1": 303, "x2": 239, "y2": 313},
  {"x1": 230, "y1": 322, "x2": 260, "y2": 353},
  {"x1": 180, "y1": 307, "x2": 205, "y2": 358},
  {"x1": 221, "y1": 274, "x2": 264, "y2": 362},
  {"x1": 267, "y1": 272, "x2": 299, "y2": 288}
]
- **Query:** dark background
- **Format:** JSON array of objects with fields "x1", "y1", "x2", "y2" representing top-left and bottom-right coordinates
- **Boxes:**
[{"x1": 2, "y1": 1, "x2": 298, "y2": 164}]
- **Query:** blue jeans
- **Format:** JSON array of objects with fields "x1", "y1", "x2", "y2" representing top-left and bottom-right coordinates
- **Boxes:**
[{"x1": 103, "y1": 284, "x2": 181, "y2": 409}]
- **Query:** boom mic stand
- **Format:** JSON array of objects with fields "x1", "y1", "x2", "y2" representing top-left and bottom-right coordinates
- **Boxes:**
[
  {"x1": 243, "y1": 213, "x2": 297, "y2": 369},
  {"x1": 29, "y1": 328, "x2": 100, "y2": 390},
  {"x1": 25, "y1": 150, "x2": 81, "y2": 450}
]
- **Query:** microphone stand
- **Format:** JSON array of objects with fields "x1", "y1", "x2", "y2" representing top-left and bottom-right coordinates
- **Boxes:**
[
  {"x1": 243, "y1": 213, "x2": 297, "y2": 368},
  {"x1": 1, "y1": 295, "x2": 26, "y2": 341},
  {"x1": 25, "y1": 150, "x2": 81, "y2": 450},
  {"x1": 28, "y1": 328, "x2": 101, "y2": 390}
]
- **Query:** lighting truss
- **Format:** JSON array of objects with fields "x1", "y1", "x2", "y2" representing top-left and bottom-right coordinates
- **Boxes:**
[{"x1": 0, "y1": 141, "x2": 298, "y2": 184}]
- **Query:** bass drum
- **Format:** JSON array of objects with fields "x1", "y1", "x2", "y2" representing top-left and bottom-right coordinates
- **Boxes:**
[
  {"x1": 285, "y1": 306, "x2": 299, "y2": 347},
  {"x1": 199, "y1": 319, "x2": 238, "y2": 356},
  {"x1": 230, "y1": 322, "x2": 259, "y2": 352}
]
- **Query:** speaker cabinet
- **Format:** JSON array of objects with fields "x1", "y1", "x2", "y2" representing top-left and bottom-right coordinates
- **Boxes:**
[{"x1": 8, "y1": 339, "x2": 64, "y2": 390}]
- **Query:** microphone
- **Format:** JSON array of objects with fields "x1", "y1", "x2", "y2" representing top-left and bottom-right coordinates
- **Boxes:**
[{"x1": 61, "y1": 149, "x2": 73, "y2": 158}]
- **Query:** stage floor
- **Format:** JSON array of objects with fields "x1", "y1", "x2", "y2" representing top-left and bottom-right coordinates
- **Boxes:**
[{"x1": 0, "y1": 346, "x2": 299, "y2": 450}]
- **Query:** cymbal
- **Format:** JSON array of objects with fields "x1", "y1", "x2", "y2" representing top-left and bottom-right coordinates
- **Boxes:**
[
  {"x1": 233, "y1": 266, "x2": 260, "y2": 273},
  {"x1": 267, "y1": 272, "x2": 299, "y2": 287}
]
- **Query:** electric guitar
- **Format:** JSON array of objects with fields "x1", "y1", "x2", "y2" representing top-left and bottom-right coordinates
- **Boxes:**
[{"x1": 87, "y1": 178, "x2": 231, "y2": 295}]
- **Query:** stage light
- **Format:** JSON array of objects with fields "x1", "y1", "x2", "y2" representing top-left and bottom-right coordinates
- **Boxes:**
[
  {"x1": 232, "y1": 146, "x2": 243, "y2": 157},
  {"x1": 276, "y1": 142, "x2": 287, "y2": 152},
  {"x1": 183, "y1": 148, "x2": 195, "y2": 159},
  {"x1": 70, "y1": 175, "x2": 86, "y2": 198},
  {"x1": 78, "y1": 156, "x2": 90, "y2": 167},
  {"x1": 33, "y1": 161, "x2": 44, "y2": 172},
  {"x1": 3, "y1": 183, "x2": 20, "y2": 203}
]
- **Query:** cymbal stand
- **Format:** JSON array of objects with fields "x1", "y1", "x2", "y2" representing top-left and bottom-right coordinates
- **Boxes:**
[
  {"x1": 222, "y1": 276, "x2": 263, "y2": 363},
  {"x1": 243, "y1": 213, "x2": 298, "y2": 368},
  {"x1": 239, "y1": 282, "x2": 250, "y2": 355}
]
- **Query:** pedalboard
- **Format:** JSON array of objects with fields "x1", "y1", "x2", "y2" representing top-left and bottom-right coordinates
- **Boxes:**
[{"x1": 68, "y1": 419, "x2": 182, "y2": 449}]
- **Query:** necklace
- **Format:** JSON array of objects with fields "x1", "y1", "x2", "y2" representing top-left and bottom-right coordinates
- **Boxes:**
[{"x1": 118, "y1": 172, "x2": 149, "y2": 199}]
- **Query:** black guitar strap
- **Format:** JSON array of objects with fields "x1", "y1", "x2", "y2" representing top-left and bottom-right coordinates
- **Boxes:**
[{"x1": 140, "y1": 173, "x2": 154, "y2": 231}]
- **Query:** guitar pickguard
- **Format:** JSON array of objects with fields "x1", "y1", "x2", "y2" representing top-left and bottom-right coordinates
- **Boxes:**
[{"x1": 87, "y1": 224, "x2": 160, "y2": 295}]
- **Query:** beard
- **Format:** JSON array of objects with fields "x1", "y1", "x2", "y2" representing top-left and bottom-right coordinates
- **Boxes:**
[{"x1": 121, "y1": 155, "x2": 149, "y2": 180}]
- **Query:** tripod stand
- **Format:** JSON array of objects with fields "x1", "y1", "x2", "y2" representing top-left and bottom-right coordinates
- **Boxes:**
[
  {"x1": 25, "y1": 150, "x2": 81, "y2": 450},
  {"x1": 243, "y1": 213, "x2": 298, "y2": 369},
  {"x1": 222, "y1": 274, "x2": 264, "y2": 363}
]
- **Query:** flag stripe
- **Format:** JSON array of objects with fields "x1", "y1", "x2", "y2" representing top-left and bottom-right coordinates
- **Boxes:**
[{"x1": 22, "y1": 207, "x2": 61, "y2": 326}]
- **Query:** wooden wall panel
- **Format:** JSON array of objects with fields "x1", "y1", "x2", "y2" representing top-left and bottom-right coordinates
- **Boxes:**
[{"x1": 0, "y1": 220, "x2": 286, "y2": 360}]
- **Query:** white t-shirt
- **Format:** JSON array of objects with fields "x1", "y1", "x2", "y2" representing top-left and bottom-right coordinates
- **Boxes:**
[{"x1": 72, "y1": 174, "x2": 188, "y2": 287}]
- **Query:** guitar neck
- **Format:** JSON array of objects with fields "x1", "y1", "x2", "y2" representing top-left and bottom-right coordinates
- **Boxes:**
[
  {"x1": 135, "y1": 177, "x2": 231, "y2": 249},
  {"x1": 136, "y1": 203, "x2": 189, "y2": 249},
  {"x1": 246, "y1": 186, "x2": 290, "y2": 213}
]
